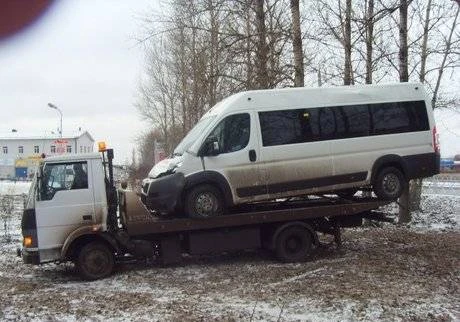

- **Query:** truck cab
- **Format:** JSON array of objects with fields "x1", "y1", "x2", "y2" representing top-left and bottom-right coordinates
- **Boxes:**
[{"x1": 21, "y1": 151, "x2": 115, "y2": 266}]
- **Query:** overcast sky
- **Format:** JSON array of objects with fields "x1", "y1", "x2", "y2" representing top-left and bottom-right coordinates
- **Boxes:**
[
  {"x1": 0, "y1": 1, "x2": 458, "y2": 162},
  {"x1": 0, "y1": 0, "x2": 157, "y2": 163}
]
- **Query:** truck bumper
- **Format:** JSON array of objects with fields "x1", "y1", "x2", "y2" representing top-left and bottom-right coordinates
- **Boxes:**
[
  {"x1": 141, "y1": 173, "x2": 185, "y2": 214},
  {"x1": 19, "y1": 248, "x2": 40, "y2": 265}
]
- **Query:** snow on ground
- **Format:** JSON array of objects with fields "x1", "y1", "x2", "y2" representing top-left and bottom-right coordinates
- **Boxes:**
[
  {"x1": 0, "y1": 180, "x2": 31, "y2": 196},
  {"x1": 0, "y1": 179, "x2": 459, "y2": 321}
]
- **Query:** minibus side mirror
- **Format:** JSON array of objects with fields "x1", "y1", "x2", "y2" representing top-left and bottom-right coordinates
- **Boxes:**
[{"x1": 199, "y1": 136, "x2": 220, "y2": 157}]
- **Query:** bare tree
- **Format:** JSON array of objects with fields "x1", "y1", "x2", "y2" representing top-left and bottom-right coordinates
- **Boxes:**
[
  {"x1": 290, "y1": 0, "x2": 304, "y2": 87},
  {"x1": 344, "y1": 0, "x2": 353, "y2": 85},
  {"x1": 254, "y1": 0, "x2": 269, "y2": 89}
]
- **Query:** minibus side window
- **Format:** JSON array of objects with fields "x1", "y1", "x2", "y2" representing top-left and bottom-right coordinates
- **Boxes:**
[{"x1": 207, "y1": 113, "x2": 250, "y2": 154}]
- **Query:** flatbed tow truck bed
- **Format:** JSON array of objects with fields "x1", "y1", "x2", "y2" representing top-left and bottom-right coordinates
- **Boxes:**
[
  {"x1": 115, "y1": 191, "x2": 391, "y2": 265},
  {"x1": 120, "y1": 191, "x2": 390, "y2": 236}
]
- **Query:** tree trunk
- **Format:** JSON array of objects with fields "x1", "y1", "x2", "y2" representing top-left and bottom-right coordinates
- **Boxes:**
[
  {"x1": 398, "y1": 184, "x2": 411, "y2": 224},
  {"x1": 419, "y1": 0, "x2": 432, "y2": 83},
  {"x1": 408, "y1": 0, "x2": 433, "y2": 213},
  {"x1": 398, "y1": 0, "x2": 410, "y2": 222},
  {"x1": 399, "y1": 0, "x2": 409, "y2": 82},
  {"x1": 290, "y1": 0, "x2": 304, "y2": 87},
  {"x1": 365, "y1": 0, "x2": 374, "y2": 84},
  {"x1": 245, "y1": 7, "x2": 254, "y2": 89},
  {"x1": 255, "y1": 0, "x2": 269, "y2": 89},
  {"x1": 343, "y1": 0, "x2": 353, "y2": 85}
]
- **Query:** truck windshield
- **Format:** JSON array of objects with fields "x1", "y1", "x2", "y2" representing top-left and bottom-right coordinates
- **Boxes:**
[{"x1": 173, "y1": 115, "x2": 216, "y2": 156}]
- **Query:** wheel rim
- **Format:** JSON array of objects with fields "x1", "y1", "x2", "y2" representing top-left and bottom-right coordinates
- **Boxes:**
[
  {"x1": 82, "y1": 249, "x2": 111, "y2": 276},
  {"x1": 285, "y1": 236, "x2": 302, "y2": 255},
  {"x1": 195, "y1": 192, "x2": 219, "y2": 217},
  {"x1": 382, "y1": 173, "x2": 400, "y2": 196}
]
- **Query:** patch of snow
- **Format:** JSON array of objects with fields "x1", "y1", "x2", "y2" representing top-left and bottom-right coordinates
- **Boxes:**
[{"x1": 0, "y1": 180, "x2": 31, "y2": 195}]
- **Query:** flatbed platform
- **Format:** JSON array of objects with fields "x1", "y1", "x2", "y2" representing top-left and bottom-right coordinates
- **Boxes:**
[{"x1": 119, "y1": 191, "x2": 389, "y2": 237}]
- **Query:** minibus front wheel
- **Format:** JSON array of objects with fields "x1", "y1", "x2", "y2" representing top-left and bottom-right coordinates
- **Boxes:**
[
  {"x1": 373, "y1": 166, "x2": 406, "y2": 200},
  {"x1": 185, "y1": 184, "x2": 225, "y2": 218}
]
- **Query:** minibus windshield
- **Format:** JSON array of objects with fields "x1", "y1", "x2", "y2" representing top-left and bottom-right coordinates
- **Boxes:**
[{"x1": 173, "y1": 115, "x2": 216, "y2": 156}]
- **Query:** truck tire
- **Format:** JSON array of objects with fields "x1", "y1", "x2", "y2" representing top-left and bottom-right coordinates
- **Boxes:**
[
  {"x1": 373, "y1": 166, "x2": 406, "y2": 200},
  {"x1": 275, "y1": 226, "x2": 313, "y2": 262},
  {"x1": 185, "y1": 184, "x2": 224, "y2": 218},
  {"x1": 76, "y1": 241, "x2": 114, "y2": 280}
]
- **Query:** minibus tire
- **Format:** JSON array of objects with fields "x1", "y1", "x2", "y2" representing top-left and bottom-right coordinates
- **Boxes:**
[
  {"x1": 275, "y1": 226, "x2": 313, "y2": 262},
  {"x1": 76, "y1": 241, "x2": 114, "y2": 280},
  {"x1": 185, "y1": 184, "x2": 224, "y2": 218},
  {"x1": 374, "y1": 167, "x2": 405, "y2": 200}
]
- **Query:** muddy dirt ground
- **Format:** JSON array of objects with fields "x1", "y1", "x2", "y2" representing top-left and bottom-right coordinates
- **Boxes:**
[{"x1": 0, "y1": 227, "x2": 458, "y2": 321}]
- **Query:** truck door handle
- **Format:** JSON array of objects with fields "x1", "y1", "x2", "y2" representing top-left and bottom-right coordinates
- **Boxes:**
[
  {"x1": 249, "y1": 149, "x2": 257, "y2": 162},
  {"x1": 82, "y1": 215, "x2": 92, "y2": 221}
]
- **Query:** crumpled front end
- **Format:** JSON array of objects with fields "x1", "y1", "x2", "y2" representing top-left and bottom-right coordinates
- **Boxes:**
[{"x1": 141, "y1": 172, "x2": 186, "y2": 215}]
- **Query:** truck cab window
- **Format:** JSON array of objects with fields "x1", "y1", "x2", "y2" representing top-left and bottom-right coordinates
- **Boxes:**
[
  {"x1": 207, "y1": 113, "x2": 250, "y2": 154},
  {"x1": 40, "y1": 162, "x2": 88, "y2": 200}
]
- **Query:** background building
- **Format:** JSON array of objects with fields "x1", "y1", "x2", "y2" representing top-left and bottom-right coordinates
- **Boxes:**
[{"x1": 0, "y1": 131, "x2": 94, "y2": 179}]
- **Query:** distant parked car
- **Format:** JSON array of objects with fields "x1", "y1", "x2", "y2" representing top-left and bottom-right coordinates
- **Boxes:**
[{"x1": 440, "y1": 158, "x2": 455, "y2": 171}]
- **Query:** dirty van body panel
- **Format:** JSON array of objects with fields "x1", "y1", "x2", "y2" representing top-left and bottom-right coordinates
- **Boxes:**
[
  {"x1": 201, "y1": 111, "x2": 266, "y2": 205},
  {"x1": 184, "y1": 171, "x2": 234, "y2": 207},
  {"x1": 331, "y1": 131, "x2": 435, "y2": 189},
  {"x1": 236, "y1": 171, "x2": 367, "y2": 198}
]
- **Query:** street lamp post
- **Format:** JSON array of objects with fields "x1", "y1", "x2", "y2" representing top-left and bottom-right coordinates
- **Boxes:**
[{"x1": 48, "y1": 103, "x2": 62, "y2": 138}]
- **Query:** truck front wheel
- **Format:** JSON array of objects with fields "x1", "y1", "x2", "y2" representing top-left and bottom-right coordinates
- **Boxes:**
[{"x1": 76, "y1": 241, "x2": 114, "y2": 280}]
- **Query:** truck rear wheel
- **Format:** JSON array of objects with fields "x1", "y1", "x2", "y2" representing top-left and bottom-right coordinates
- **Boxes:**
[
  {"x1": 275, "y1": 226, "x2": 314, "y2": 262},
  {"x1": 185, "y1": 184, "x2": 224, "y2": 218},
  {"x1": 76, "y1": 241, "x2": 114, "y2": 280},
  {"x1": 374, "y1": 167, "x2": 406, "y2": 200}
]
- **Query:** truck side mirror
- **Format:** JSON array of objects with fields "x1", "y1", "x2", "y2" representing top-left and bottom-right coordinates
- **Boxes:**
[{"x1": 199, "y1": 136, "x2": 220, "y2": 157}]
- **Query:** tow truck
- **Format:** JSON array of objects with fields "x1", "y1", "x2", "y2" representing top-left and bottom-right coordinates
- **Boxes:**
[{"x1": 19, "y1": 143, "x2": 391, "y2": 280}]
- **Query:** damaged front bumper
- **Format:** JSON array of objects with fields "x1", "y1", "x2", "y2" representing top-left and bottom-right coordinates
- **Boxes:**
[{"x1": 141, "y1": 172, "x2": 185, "y2": 214}]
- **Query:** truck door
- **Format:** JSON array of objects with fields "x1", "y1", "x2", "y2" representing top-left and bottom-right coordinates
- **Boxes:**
[
  {"x1": 35, "y1": 160, "x2": 95, "y2": 262},
  {"x1": 201, "y1": 111, "x2": 266, "y2": 203}
]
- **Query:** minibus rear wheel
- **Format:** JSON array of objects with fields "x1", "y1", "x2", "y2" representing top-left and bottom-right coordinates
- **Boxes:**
[
  {"x1": 185, "y1": 184, "x2": 224, "y2": 218},
  {"x1": 374, "y1": 167, "x2": 405, "y2": 200}
]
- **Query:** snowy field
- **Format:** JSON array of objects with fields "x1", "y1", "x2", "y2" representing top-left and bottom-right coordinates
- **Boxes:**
[
  {"x1": 0, "y1": 180, "x2": 30, "y2": 196},
  {"x1": 0, "y1": 180, "x2": 459, "y2": 321}
]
